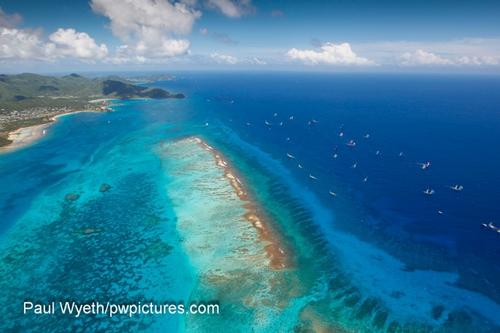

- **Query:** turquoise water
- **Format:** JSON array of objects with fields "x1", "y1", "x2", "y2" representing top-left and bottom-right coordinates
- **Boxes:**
[
  {"x1": 1, "y1": 73, "x2": 500, "y2": 332},
  {"x1": 0, "y1": 104, "x2": 193, "y2": 331}
]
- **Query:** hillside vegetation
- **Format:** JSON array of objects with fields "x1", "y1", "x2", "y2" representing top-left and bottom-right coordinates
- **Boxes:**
[
  {"x1": 0, "y1": 73, "x2": 183, "y2": 108},
  {"x1": 0, "y1": 73, "x2": 184, "y2": 147}
]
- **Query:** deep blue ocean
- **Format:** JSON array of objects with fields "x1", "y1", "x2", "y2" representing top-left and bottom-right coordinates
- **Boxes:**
[
  {"x1": 162, "y1": 71, "x2": 500, "y2": 299},
  {"x1": 0, "y1": 72, "x2": 499, "y2": 332}
]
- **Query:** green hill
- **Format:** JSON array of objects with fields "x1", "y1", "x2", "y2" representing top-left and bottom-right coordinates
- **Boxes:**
[
  {"x1": 0, "y1": 73, "x2": 184, "y2": 147},
  {"x1": 101, "y1": 80, "x2": 184, "y2": 99},
  {"x1": 0, "y1": 73, "x2": 102, "y2": 101},
  {"x1": 0, "y1": 73, "x2": 183, "y2": 104}
]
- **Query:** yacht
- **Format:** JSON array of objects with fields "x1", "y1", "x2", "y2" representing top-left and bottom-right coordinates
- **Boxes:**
[
  {"x1": 419, "y1": 161, "x2": 431, "y2": 170},
  {"x1": 450, "y1": 184, "x2": 464, "y2": 192}
]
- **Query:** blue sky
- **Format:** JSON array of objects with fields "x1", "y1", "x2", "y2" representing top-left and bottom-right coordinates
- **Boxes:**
[{"x1": 0, "y1": 0, "x2": 499, "y2": 73}]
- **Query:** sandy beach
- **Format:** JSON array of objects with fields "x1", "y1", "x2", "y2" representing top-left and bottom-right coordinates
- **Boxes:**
[
  {"x1": 0, "y1": 123, "x2": 52, "y2": 153},
  {"x1": 88, "y1": 98, "x2": 114, "y2": 104},
  {"x1": 0, "y1": 109, "x2": 110, "y2": 153}
]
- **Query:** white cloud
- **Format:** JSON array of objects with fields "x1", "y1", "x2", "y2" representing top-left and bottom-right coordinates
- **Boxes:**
[
  {"x1": 199, "y1": 27, "x2": 209, "y2": 35},
  {"x1": 399, "y1": 48, "x2": 500, "y2": 66},
  {"x1": 400, "y1": 49, "x2": 452, "y2": 66},
  {"x1": 0, "y1": 8, "x2": 109, "y2": 63},
  {"x1": 105, "y1": 45, "x2": 141, "y2": 64},
  {"x1": 91, "y1": 0, "x2": 201, "y2": 59},
  {"x1": 206, "y1": 0, "x2": 254, "y2": 18},
  {"x1": 355, "y1": 38, "x2": 500, "y2": 67},
  {"x1": 0, "y1": 10, "x2": 43, "y2": 62},
  {"x1": 210, "y1": 52, "x2": 238, "y2": 64},
  {"x1": 457, "y1": 55, "x2": 499, "y2": 66},
  {"x1": 0, "y1": 28, "x2": 49, "y2": 60},
  {"x1": 286, "y1": 42, "x2": 374, "y2": 66},
  {"x1": 0, "y1": 26, "x2": 109, "y2": 62},
  {"x1": 49, "y1": 28, "x2": 108, "y2": 59}
]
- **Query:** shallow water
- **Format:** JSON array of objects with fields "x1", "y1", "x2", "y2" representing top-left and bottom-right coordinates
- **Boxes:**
[{"x1": 0, "y1": 72, "x2": 499, "y2": 332}]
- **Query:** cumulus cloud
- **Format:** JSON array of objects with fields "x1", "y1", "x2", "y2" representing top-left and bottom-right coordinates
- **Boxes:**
[
  {"x1": 206, "y1": 0, "x2": 254, "y2": 18},
  {"x1": 91, "y1": 0, "x2": 201, "y2": 59},
  {"x1": 0, "y1": 8, "x2": 48, "y2": 60},
  {"x1": 0, "y1": 27, "x2": 49, "y2": 60},
  {"x1": 400, "y1": 48, "x2": 500, "y2": 66},
  {"x1": 355, "y1": 39, "x2": 500, "y2": 67},
  {"x1": 287, "y1": 42, "x2": 374, "y2": 66},
  {"x1": 210, "y1": 52, "x2": 238, "y2": 64},
  {"x1": 49, "y1": 28, "x2": 108, "y2": 59},
  {"x1": 0, "y1": 7, "x2": 108, "y2": 62},
  {"x1": 400, "y1": 49, "x2": 452, "y2": 66},
  {"x1": 0, "y1": 27, "x2": 108, "y2": 61}
]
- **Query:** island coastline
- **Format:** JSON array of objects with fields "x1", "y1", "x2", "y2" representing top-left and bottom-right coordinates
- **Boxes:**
[
  {"x1": 0, "y1": 73, "x2": 184, "y2": 150},
  {"x1": 0, "y1": 122, "x2": 52, "y2": 153},
  {"x1": 0, "y1": 108, "x2": 111, "y2": 153}
]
